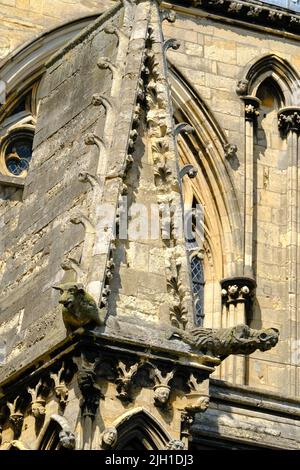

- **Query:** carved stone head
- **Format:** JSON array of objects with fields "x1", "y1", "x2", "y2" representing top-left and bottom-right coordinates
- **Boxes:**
[
  {"x1": 167, "y1": 439, "x2": 185, "y2": 450},
  {"x1": 101, "y1": 427, "x2": 118, "y2": 448},
  {"x1": 59, "y1": 429, "x2": 76, "y2": 450},
  {"x1": 236, "y1": 79, "x2": 249, "y2": 96},
  {"x1": 256, "y1": 328, "x2": 279, "y2": 351},
  {"x1": 31, "y1": 399, "x2": 46, "y2": 419},
  {"x1": 153, "y1": 385, "x2": 171, "y2": 406}
]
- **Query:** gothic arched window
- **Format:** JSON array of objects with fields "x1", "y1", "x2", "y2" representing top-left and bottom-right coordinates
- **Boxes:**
[
  {"x1": 190, "y1": 254, "x2": 205, "y2": 326},
  {"x1": 0, "y1": 83, "x2": 39, "y2": 179}
]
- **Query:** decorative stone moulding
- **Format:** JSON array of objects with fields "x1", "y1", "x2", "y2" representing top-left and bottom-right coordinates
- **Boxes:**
[
  {"x1": 183, "y1": 0, "x2": 300, "y2": 34},
  {"x1": 220, "y1": 276, "x2": 256, "y2": 305},
  {"x1": 241, "y1": 96, "x2": 260, "y2": 122},
  {"x1": 278, "y1": 107, "x2": 300, "y2": 137}
]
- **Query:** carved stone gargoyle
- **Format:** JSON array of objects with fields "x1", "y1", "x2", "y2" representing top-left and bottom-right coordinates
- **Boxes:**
[
  {"x1": 53, "y1": 283, "x2": 105, "y2": 333},
  {"x1": 170, "y1": 324, "x2": 279, "y2": 360}
]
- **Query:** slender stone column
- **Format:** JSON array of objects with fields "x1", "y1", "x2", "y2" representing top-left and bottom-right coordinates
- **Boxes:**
[
  {"x1": 278, "y1": 107, "x2": 300, "y2": 396},
  {"x1": 220, "y1": 276, "x2": 256, "y2": 384},
  {"x1": 241, "y1": 96, "x2": 260, "y2": 278}
]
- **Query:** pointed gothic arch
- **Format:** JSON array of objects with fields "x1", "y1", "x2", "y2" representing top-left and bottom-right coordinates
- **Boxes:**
[
  {"x1": 242, "y1": 54, "x2": 300, "y2": 106},
  {"x1": 169, "y1": 65, "x2": 243, "y2": 283},
  {"x1": 38, "y1": 414, "x2": 75, "y2": 450},
  {"x1": 112, "y1": 408, "x2": 172, "y2": 450}
]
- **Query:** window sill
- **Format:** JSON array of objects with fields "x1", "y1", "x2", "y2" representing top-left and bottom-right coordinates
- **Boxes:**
[{"x1": 0, "y1": 174, "x2": 25, "y2": 189}]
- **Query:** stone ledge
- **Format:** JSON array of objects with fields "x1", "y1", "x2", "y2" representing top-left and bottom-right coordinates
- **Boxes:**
[
  {"x1": 164, "y1": 0, "x2": 300, "y2": 36},
  {"x1": 0, "y1": 173, "x2": 25, "y2": 189}
]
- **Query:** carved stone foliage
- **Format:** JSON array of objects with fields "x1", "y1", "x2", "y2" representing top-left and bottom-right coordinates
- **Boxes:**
[
  {"x1": 50, "y1": 362, "x2": 70, "y2": 410},
  {"x1": 170, "y1": 324, "x2": 279, "y2": 359},
  {"x1": 53, "y1": 283, "x2": 105, "y2": 333},
  {"x1": 221, "y1": 276, "x2": 256, "y2": 305},
  {"x1": 278, "y1": 107, "x2": 300, "y2": 137},
  {"x1": 167, "y1": 261, "x2": 188, "y2": 330},
  {"x1": 27, "y1": 379, "x2": 49, "y2": 421},
  {"x1": 7, "y1": 398, "x2": 24, "y2": 439},
  {"x1": 115, "y1": 360, "x2": 140, "y2": 402},
  {"x1": 241, "y1": 96, "x2": 260, "y2": 122}
]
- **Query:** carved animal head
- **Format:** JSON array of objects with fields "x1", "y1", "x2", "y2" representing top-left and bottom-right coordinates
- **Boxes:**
[
  {"x1": 53, "y1": 283, "x2": 85, "y2": 309},
  {"x1": 256, "y1": 328, "x2": 280, "y2": 351}
]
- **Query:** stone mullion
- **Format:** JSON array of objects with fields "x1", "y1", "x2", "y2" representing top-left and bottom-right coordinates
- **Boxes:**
[
  {"x1": 220, "y1": 276, "x2": 256, "y2": 385},
  {"x1": 278, "y1": 107, "x2": 300, "y2": 396},
  {"x1": 241, "y1": 96, "x2": 260, "y2": 278},
  {"x1": 220, "y1": 96, "x2": 259, "y2": 386},
  {"x1": 287, "y1": 131, "x2": 298, "y2": 396}
]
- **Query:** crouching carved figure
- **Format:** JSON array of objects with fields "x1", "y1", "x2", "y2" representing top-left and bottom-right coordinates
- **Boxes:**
[
  {"x1": 53, "y1": 283, "x2": 105, "y2": 333},
  {"x1": 171, "y1": 324, "x2": 279, "y2": 359}
]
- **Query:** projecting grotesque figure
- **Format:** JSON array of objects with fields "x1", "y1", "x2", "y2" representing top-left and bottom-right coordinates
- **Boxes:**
[
  {"x1": 59, "y1": 429, "x2": 76, "y2": 450},
  {"x1": 53, "y1": 283, "x2": 105, "y2": 333},
  {"x1": 171, "y1": 324, "x2": 279, "y2": 360}
]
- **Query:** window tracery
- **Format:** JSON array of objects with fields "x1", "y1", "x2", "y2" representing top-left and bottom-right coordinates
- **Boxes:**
[{"x1": 0, "y1": 83, "x2": 39, "y2": 179}]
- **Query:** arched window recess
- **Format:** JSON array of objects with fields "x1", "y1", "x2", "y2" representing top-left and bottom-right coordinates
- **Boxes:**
[{"x1": 0, "y1": 82, "x2": 39, "y2": 183}]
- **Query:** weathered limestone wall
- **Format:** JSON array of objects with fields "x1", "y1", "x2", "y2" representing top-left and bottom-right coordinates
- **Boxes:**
[
  {"x1": 0, "y1": 0, "x2": 116, "y2": 61},
  {"x1": 0, "y1": 7, "x2": 122, "y2": 380},
  {"x1": 163, "y1": 13, "x2": 300, "y2": 395}
]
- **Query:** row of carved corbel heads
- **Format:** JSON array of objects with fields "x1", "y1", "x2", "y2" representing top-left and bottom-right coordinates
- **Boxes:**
[
  {"x1": 0, "y1": 360, "x2": 74, "y2": 440},
  {"x1": 189, "y1": 0, "x2": 300, "y2": 32},
  {"x1": 73, "y1": 352, "x2": 209, "y2": 415}
]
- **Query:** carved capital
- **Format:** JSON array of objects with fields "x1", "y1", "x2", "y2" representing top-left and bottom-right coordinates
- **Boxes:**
[
  {"x1": 220, "y1": 276, "x2": 256, "y2": 305},
  {"x1": 181, "y1": 411, "x2": 195, "y2": 439},
  {"x1": 278, "y1": 107, "x2": 300, "y2": 136},
  {"x1": 241, "y1": 96, "x2": 260, "y2": 122},
  {"x1": 76, "y1": 362, "x2": 103, "y2": 419},
  {"x1": 116, "y1": 361, "x2": 140, "y2": 402},
  {"x1": 9, "y1": 412, "x2": 24, "y2": 439}
]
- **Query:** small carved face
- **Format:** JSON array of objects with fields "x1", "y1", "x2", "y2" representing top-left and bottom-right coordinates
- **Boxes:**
[
  {"x1": 154, "y1": 386, "x2": 170, "y2": 404},
  {"x1": 236, "y1": 79, "x2": 249, "y2": 95},
  {"x1": 59, "y1": 430, "x2": 76, "y2": 449},
  {"x1": 198, "y1": 396, "x2": 210, "y2": 411},
  {"x1": 31, "y1": 401, "x2": 46, "y2": 418},
  {"x1": 102, "y1": 428, "x2": 118, "y2": 447}
]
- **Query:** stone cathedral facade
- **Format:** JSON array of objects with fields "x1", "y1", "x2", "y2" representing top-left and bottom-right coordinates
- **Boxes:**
[{"x1": 0, "y1": 0, "x2": 299, "y2": 451}]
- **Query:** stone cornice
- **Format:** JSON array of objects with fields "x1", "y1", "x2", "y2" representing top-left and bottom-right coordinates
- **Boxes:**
[
  {"x1": 164, "y1": 0, "x2": 300, "y2": 36},
  {"x1": 278, "y1": 106, "x2": 300, "y2": 136}
]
